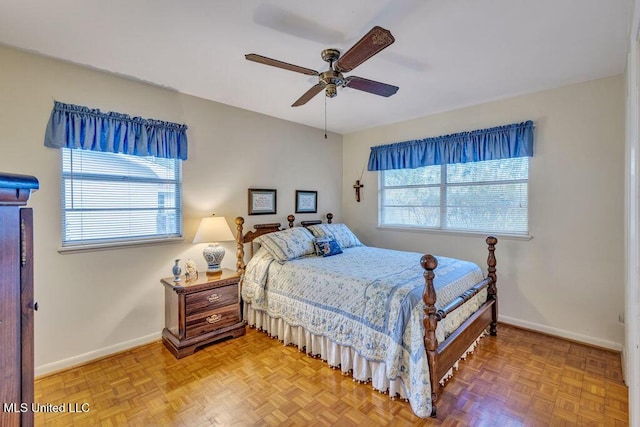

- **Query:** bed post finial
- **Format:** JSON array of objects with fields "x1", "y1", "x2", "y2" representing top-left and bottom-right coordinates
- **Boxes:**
[
  {"x1": 235, "y1": 217, "x2": 245, "y2": 275},
  {"x1": 486, "y1": 236, "x2": 498, "y2": 336},
  {"x1": 326, "y1": 213, "x2": 333, "y2": 224},
  {"x1": 287, "y1": 215, "x2": 295, "y2": 228},
  {"x1": 421, "y1": 254, "x2": 439, "y2": 418}
]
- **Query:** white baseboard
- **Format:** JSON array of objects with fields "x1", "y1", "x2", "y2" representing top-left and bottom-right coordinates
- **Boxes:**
[
  {"x1": 499, "y1": 315, "x2": 623, "y2": 352},
  {"x1": 35, "y1": 331, "x2": 162, "y2": 377}
]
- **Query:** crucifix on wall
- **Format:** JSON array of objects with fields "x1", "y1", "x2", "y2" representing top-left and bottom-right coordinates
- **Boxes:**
[{"x1": 353, "y1": 180, "x2": 364, "y2": 202}]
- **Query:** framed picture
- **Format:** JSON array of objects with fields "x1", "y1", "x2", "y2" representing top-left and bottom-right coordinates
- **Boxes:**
[
  {"x1": 295, "y1": 190, "x2": 317, "y2": 214},
  {"x1": 248, "y1": 189, "x2": 277, "y2": 215}
]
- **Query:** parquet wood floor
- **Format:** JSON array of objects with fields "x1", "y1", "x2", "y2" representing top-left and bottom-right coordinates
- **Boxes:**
[{"x1": 33, "y1": 324, "x2": 628, "y2": 426}]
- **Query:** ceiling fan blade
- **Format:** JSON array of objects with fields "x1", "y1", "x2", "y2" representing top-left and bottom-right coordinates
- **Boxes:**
[
  {"x1": 245, "y1": 54, "x2": 319, "y2": 76},
  {"x1": 335, "y1": 26, "x2": 395, "y2": 73},
  {"x1": 292, "y1": 83, "x2": 326, "y2": 107},
  {"x1": 344, "y1": 76, "x2": 399, "y2": 97}
]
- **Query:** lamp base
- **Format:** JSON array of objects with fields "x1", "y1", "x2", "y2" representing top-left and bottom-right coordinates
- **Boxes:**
[{"x1": 203, "y1": 243, "x2": 225, "y2": 274}]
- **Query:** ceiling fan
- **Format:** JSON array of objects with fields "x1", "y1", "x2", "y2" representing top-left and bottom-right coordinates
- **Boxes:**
[{"x1": 245, "y1": 26, "x2": 399, "y2": 107}]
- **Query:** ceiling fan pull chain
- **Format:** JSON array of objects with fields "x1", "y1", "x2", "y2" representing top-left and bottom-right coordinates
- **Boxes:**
[{"x1": 324, "y1": 95, "x2": 327, "y2": 139}]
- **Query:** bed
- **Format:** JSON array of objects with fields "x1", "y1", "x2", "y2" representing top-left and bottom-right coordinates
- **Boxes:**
[{"x1": 233, "y1": 213, "x2": 497, "y2": 418}]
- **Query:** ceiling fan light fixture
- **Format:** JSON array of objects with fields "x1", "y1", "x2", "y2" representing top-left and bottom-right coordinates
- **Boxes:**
[{"x1": 325, "y1": 83, "x2": 337, "y2": 98}]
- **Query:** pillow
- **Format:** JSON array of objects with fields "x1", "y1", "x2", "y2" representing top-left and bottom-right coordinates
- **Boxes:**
[
  {"x1": 307, "y1": 223, "x2": 363, "y2": 248},
  {"x1": 313, "y1": 237, "x2": 343, "y2": 257},
  {"x1": 254, "y1": 227, "x2": 315, "y2": 262}
]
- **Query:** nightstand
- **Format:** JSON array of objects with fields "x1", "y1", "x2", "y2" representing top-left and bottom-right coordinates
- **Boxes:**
[{"x1": 161, "y1": 268, "x2": 245, "y2": 358}]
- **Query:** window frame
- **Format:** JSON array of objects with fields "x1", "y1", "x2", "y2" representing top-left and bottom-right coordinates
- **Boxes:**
[
  {"x1": 378, "y1": 158, "x2": 532, "y2": 240},
  {"x1": 59, "y1": 148, "x2": 184, "y2": 253}
]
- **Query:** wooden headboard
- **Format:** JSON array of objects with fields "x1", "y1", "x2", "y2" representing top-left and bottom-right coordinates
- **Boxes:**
[
  {"x1": 234, "y1": 213, "x2": 333, "y2": 274},
  {"x1": 300, "y1": 212, "x2": 333, "y2": 228}
]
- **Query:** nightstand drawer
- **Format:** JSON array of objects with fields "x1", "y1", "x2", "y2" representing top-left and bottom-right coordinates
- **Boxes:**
[
  {"x1": 185, "y1": 304, "x2": 241, "y2": 338},
  {"x1": 185, "y1": 284, "x2": 238, "y2": 315}
]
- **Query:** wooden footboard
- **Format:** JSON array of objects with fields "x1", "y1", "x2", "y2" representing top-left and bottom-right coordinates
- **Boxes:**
[{"x1": 422, "y1": 236, "x2": 498, "y2": 417}]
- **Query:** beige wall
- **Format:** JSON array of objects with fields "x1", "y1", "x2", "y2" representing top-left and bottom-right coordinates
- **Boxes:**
[
  {"x1": 343, "y1": 75, "x2": 625, "y2": 349},
  {"x1": 0, "y1": 45, "x2": 343, "y2": 374}
]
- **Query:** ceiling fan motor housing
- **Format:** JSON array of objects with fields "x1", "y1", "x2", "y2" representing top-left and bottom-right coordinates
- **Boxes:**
[{"x1": 319, "y1": 70, "x2": 343, "y2": 98}]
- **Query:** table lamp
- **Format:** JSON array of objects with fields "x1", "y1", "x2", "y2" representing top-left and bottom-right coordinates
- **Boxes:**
[{"x1": 193, "y1": 215, "x2": 234, "y2": 274}]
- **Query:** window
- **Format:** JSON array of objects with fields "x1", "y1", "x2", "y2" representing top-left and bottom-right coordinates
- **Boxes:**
[
  {"x1": 379, "y1": 157, "x2": 528, "y2": 235},
  {"x1": 61, "y1": 148, "x2": 182, "y2": 248}
]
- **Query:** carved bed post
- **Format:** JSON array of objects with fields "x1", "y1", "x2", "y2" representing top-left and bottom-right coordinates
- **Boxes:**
[
  {"x1": 235, "y1": 217, "x2": 245, "y2": 275},
  {"x1": 287, "y1": 215, "x2": 295, "y2": 228},
  {"x1": 421, "y1": 254, "x2": 439, "y2": 418},
  {"x1": 486, "y1": 236, "x2": 498, "y2": 336},
  {"x1": 326, "y1": 213, "x2": 333, "y2": 224}
]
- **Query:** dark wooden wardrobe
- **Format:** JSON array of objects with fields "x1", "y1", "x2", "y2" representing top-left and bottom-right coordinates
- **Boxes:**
[{"x1": 0, "y1": 173, "x2": 38, "y2": 427}]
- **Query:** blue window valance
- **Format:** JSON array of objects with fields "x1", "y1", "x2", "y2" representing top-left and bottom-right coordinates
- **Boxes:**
[
  {"x1": 368, "y1": 120, "x2": 534, "y2": 171},
  {"x1": 44, "y1": 101, "x2": 188, "y2": 160}
]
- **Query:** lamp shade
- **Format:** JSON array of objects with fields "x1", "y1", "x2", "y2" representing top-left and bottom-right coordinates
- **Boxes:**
[
  {"x1": 193, "y1": 216, "x2": 234, "y2": 244},
  {"x1": 193, "y1": 216, "x2": 234, "y2": 273}
]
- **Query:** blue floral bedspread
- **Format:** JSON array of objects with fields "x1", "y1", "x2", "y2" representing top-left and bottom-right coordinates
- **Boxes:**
[{"x1": 242, "y1": 246, "x2": 485, "y2": 417}]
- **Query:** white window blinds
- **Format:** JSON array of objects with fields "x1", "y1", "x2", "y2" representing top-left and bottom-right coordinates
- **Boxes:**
[
  {"x1": 380, "y1": 157, "x2": 528, "y2": 235},
  {"x1": 61, "y1": 148, "x2": 182, "y2": 247}
]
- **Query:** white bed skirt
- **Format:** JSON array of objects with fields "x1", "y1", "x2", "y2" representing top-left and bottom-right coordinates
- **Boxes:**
[{"x1": 243, "y1": 302, "x2": 485, "y2": 401}]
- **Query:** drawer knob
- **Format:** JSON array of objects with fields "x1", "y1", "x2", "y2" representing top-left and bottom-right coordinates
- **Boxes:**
[
  {"x1": 206, "y1": 314, "x2": 222, "y2": 324},
  {"x1": 207, "y1": 294, "x2": 221, "y2": 302}
]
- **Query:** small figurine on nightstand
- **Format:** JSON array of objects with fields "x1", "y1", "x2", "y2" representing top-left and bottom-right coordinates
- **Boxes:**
[
  {"x1": 184, "y1": 259, "x2": 198, "y2": 281},
  {"x1": 172, "y1": 259, "x2": 182, "y2": 282}
]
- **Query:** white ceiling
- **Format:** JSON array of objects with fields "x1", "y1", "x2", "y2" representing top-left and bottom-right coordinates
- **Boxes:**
[{"x1": 0, "y1": 0, "x2": 632, "y2": 134}]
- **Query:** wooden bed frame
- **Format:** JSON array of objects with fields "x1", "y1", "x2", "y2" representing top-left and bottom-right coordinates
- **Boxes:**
[{"x1": 233, "y1": 213, "x2": 497, "y2": 418}]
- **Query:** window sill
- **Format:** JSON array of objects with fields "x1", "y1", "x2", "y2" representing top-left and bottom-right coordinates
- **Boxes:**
[
  {"x1": 58, "y1": 237, "x2": 184, "y2": 254},
  {"x1": 376, "y1": 225, "x2": 533, "y2": 241}
]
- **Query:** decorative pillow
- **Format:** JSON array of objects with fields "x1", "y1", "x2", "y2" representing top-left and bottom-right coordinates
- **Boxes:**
[
  {"x1": 313, "y1": 237, "x2": 343, "y2": 257},
  {"x1": 254, "y1": 227, "x2": 315, "y2": 263},
  {"x1": 307, "y1": 223, "x2": 363, "y2": 248}
]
